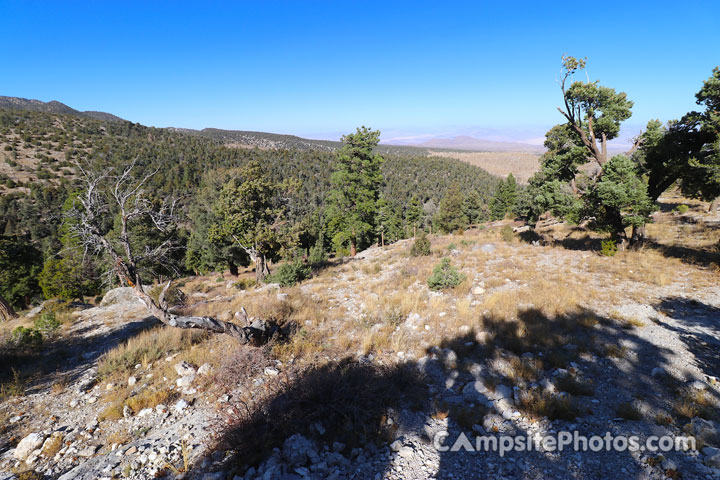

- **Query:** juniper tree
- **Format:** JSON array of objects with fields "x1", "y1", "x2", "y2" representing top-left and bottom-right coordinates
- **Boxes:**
[
  {"x1": 528, "y1": 56, "x2": 652, "y2": 248},
  {"x1": 209, "y1": 161, "x2": 292, "y2": 284},
  {"x1": 636, "y1": 67, "x2": 720, "y2": 212}
]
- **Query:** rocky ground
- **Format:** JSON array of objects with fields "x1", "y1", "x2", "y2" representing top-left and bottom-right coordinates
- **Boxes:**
[{"x1": 1, "y1": 211, "x2": 719, "y2": 480}]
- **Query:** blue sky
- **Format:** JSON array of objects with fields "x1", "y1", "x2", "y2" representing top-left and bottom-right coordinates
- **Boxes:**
[{"x1": 1, "y1": 1, "x2": 718, "y2": 144}]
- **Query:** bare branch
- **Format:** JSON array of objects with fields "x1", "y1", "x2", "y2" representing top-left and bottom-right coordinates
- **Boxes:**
[{"x1": 69, "y1": 159, "x2": 269, "y2": 343}]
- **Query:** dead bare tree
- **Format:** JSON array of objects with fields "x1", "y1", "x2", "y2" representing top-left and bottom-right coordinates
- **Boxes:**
[
  {"x1": 69, "y1": 160, "x2": 269, "y2": 344},
  {"x1": 0, "y1": 293, "x2": 17, "y2": 321}
]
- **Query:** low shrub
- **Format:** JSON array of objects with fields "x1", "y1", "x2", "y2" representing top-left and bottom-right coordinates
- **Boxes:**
[
  {"x1": 676, "y1": 204, "x2": 689, "y2": 214},
  {"x1": 34, "y1": 311, "x2": 61, "y2": 334},
  {"x1": 427, "y1": 258, "x2": 466, "y2": 291},
  {"x1": 11, "y1": 326, "x2": 43, "y2": 348},
  {"x1": 409, "y1": 231, "x2": 431, "y2": 257},
  {"x1": 555, "y1": 374, "x2": 595, "y2": 396},
  {"x1": 600, "y1": 238, "x2": 618, "y2": 257},
  {"x1": 269, "y1": 258, "x2": 311, "y2": 287},
  {"x1": 308, "y1": 237, "x2": 328, "y2": 267}
]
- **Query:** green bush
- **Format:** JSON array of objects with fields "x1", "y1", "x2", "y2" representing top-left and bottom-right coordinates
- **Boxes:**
[
  {"x1": 11, "y1": 326, "x2": 43, "y2": 348},
  {"x1": 427, "y1": 258, "x2": 466, "y2": 291},
  {"x1": 600, "y1": 238, "x2": 618, "y2": 257},
  {"x1": 410, "y1": 231, "x2": 431, "y2": 257},
  {"x1": 34, "y1": 311, "x2": 61, "y2": 334},
  {"x1": 676, "y1": 204, "x2": 689, "y2": 214},
  {"x1": 500, "y1": 225, "x2": 514, "y2": 243},
  {"x1": 308, "y1": 238, "x2": 328, "y2": 267},
  {"x1": 269, "y1": 258, "x2": 311, "y2": 287},
  {"x1": 446, "y1": 242, "x2": 457, "y2": 251}
]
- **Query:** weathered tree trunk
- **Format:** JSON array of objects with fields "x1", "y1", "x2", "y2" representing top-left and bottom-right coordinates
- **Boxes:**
[
  {"x1": 228, "y1": 261, "x2": 239, "y2": 277},
  {"x1": 381, "y1": 231, "x2": 384, "y2": 247},
  {"x1": 0, "y1": 294, "x2": 17, "y2": 321},
  {"x1": 350, "y1": 239, "x2": 357, "y2": 257},
  {"x1": 133, "y1": 282, "x2": 268, "y2": 344},
  {"x1": 629, "y1": 224, "x2": 646, "y2": 250},
  {"x1": 710, "y1": 197, "x2": 719, "y2": 214},
  {"x1": 255, "y1": 255, "x2": 269, "y2": 284}
]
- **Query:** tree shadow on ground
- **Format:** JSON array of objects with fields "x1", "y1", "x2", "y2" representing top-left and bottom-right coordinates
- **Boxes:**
[
  {"x1": 645, "y1": 239, "x2": 720, "y2": 268},
  {"x1": 206, "y1": 305, "x2": 716, "y2": 479},
  {"x1": 0, "y1": 315, "x2": 159, "y2": 393},
  {"x1": 654, "y1": 297, "x2": 720, "y2": 379},
  {"x1": 551, "y1": 233, "x2": 602, "y2": 253}
]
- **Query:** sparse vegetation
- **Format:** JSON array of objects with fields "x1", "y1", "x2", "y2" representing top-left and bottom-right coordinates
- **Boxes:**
[{"x1": 98, "y1": 327, "x2": 206, "y2": 378}]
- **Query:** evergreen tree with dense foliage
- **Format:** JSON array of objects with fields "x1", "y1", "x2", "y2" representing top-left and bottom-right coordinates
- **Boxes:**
[
  {"x1": 434, "y1": 185, "x2": 468, "y2": 233},
  {"x1": 463, "y1": 189, "x2": 485, "y2": 225},
  {"x1": 405, "y1": 194, "x2": 424, "y2": 236},
  {"x1": 527, "y1": 56, "x2": 653, "y2": 248},
  {"x1": 0, "y1": 235, "x2": 42, "y2": 310},
  {"x1": 635, "y1": 67, "x2": 720, "y2": 212},
  {"x1": 325, "y1": 127, "x2": 384, "y2": 256},
  {"x1": 38, "y1": 193, "x2": 100, "y2": 301},
  {"x1": 489, "y1": 174, "x2": 518, "y2": 220},
  {"x1": 375, "y1": 195, "x2": 404, "y2": 246},
  {"x1": 209, "y1": 161, "x2": 291, "y2": 283},
  {"x1": 186, "y1": 169, "x2": 248, "y2": 275}
]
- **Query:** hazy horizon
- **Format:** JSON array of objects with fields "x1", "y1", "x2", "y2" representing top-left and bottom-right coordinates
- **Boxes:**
[{"x1": 2, "y1": 1, "x2": 718, "y2": 148}]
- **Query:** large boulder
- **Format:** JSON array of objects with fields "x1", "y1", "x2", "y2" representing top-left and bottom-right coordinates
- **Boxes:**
[
  {"x1": 282, "y1": 434, "x2": 318, "y2": 466},
  {"x1": 684, "y1": 417, "x2": 720, "y2": 444},
  {"x1": 14, "y1": 432, "x2": 45, "y2": 460},
  {"x1": 100, "y1": 287, "x2": 144, "y2": 307}
]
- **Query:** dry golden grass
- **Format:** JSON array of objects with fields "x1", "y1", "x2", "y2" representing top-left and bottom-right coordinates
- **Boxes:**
[
  {"x1": 515, "y1": 389, "x2": 579, "y2": 420},
  {"x1": 428, "y1": 150, "x2": 540, "y2": 183},
  {"x1": 125, "y1": 388, "x2": 175, "y2": 413},
  {"x1": 40, "y1": 432, "x2": 63, "y2": 457},
  {"x1": 98, "y1": 327, "x2": 207, "y2": 379},
  {"x1": 106, "y1": 430, "x2": 132, "y2": 447}
]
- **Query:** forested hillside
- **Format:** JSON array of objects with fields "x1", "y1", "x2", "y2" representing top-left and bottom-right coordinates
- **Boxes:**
[{"x1": 0, "y1": 107, "x2": 501, "y2": 310}]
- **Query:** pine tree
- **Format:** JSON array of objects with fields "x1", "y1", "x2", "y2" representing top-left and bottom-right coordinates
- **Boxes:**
[
  {"x1": 490, "y1": 174, "x2": 518, "y2": 220},
  {"x1": 405, "y1": 194, "x2": 424, "y2": 236},
  {"x1": 376, "y1": 195, "x2": 404, "y2": 245},
  {"x1": 325, "y1": 127, "x2": 384, "y2": 256},
  {"x1": 463, "y1": 189, "x2": 484, "y2": 225},
  {"x1": 434, "y1": 185, "x2": 468, "y2": 233}
]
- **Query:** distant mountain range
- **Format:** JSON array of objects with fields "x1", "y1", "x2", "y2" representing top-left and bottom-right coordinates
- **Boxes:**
[
  {"x1": 0, "y1": 96, "x2": 125, "y2": 122},
  {"x1": 386, "y1": 135, "x2": 545, "y2": 153}
]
